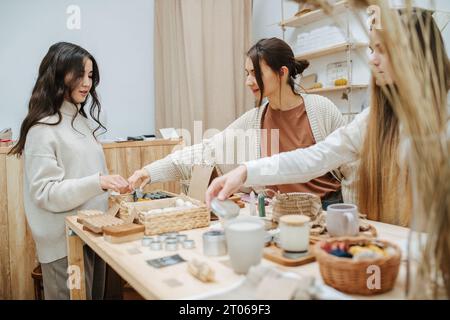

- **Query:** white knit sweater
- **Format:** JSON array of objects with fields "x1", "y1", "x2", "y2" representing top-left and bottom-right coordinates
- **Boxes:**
[
  {"x1": 23, "y1": 101, "x2": 109, "y2": 263},
  {"x1": 145, "y1": 94, "x2": 355, "y2": 199},
  {"x1": 244, "y1": 108, "x2": 369, "y2": 187},
  {"x1": 244, "y1": 107, "x2": 450, "y2": 200}
]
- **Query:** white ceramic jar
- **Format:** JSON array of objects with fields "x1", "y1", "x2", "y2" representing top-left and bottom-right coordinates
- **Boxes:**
[{"x1": 279, "y1": 215, "x2": 310, "y2": 252}]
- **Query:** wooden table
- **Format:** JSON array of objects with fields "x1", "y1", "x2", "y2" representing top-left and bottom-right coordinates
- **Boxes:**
[{"x1": 65, "y1": 208, "x2": 410, "y2": 300}]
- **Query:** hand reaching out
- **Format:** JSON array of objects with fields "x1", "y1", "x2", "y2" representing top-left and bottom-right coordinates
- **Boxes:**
[{"x1": 100, "y1": 174, "x2": 131, "y2": 194}]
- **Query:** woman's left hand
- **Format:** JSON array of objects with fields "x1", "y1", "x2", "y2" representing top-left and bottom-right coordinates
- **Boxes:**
[{"x1": 100, "y1": 174, "x2": 131, "y2": 194}]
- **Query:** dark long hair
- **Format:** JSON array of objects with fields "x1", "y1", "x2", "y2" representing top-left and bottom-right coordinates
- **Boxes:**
[
  {"x1": 247, "y1": 37, "x2": 310, "y2": 107},
  {"x1": 9, "y1": 42, "x2": 106, "y2": 156}
]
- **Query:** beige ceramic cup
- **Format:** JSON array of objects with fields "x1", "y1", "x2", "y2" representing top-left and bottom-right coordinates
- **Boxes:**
[{"x1": 326, "y1": 203, "x2": 359, "y2": 237}]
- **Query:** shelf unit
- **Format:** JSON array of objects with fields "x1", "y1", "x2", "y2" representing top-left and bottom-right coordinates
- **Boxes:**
[
  {"x1": 280, "y1": 0, "x2": 348, "y2": 28},
  {"x1": 305, "y1": 84, "x2": 368, "y2": 94},
  {"x1": 279, "y1": 0, "x2": 368, "y2": 116}
]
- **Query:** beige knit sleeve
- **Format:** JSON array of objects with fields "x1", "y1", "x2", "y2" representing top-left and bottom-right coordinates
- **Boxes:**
[{"x1": 144, "y1": 108, "x2": 257, "y2": 184}]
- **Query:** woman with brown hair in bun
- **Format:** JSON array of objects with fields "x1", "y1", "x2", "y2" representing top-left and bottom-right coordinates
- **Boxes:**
[{"x1": 130, "y1": 37, "x2": 350, "y2": 208}]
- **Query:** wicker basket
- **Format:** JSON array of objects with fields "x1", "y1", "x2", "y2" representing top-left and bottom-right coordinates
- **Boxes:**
[
  {"x1": 314, "y1": 237, "x2": 401, "y2": 295},
  {"x1": 109, "y1": 190, "x2": 178, "y2": 220},
  {"x1": 123, "y1": 195, "x2": 210, "y2": 235},
  {"x1": 271, "y1": 192, "x2": 322, "y2": 222}
]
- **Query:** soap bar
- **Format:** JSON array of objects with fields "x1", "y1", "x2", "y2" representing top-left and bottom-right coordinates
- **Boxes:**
[
  {"x1": 82, "y1": 215, "x2": 125, "y2": 234},
  {"x1": 77, "y1": 210, "x2": 104, "y2": 223},
  {"x1": 103, "y1": 223, "x2": 145, "y2": 237},
  {"x1": 103, "y1": 223, "x2": 145, "y2": 244},
  {"x1": 187, "y1": 259, "x2": 215, "y2": 282}
]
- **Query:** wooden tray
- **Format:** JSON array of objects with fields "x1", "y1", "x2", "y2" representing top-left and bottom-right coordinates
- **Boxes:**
[
  {"x1": 309, "y1": 224, "x2": 378, "y2": 244},
  {"x1": 263, "y1": 244, "x2": 316, "y2": 267}
]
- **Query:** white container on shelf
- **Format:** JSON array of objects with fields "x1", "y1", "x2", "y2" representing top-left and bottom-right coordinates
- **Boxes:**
[{"x1": 295, "y1": 33, "x2": 309, "y2": 55}]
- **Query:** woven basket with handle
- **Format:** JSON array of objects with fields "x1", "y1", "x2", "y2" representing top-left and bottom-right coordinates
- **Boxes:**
[
  {"x1": 314, "y1": 237, "x2": 401, "y2": 295},
  {"x1": 271, "y1": 192, "x2": 322, "y2": 222}
]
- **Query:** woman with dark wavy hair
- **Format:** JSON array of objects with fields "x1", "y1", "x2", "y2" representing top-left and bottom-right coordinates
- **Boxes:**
[{"x1": 9, "y1": 42, "x2": 129, "y2": 299}]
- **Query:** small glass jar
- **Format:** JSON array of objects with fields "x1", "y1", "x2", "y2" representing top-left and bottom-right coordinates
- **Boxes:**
[
  {"x1": 182, "y1": 239, "x2": 195, "y2": 249},
  {"x1": 165, "y1": 239, "x2": 178, "y2": 251},
  {"x1": 141, "y1": 236, "x2": 153, "y2": 247},
  {"x1": 279, "y1": 215, "x2": 310, "y2": 253},
  {"x1": 176, "y1": 234, "x2": 188, "y2": 242},
  {"x1": 150, "y1": 240, "x2": 162, "y2": 251},
  {"x1": 157, "y1": 234, "x2": 168, "y2": 242},
  {"x1": 202, "y1": 230, "x2": 227, "y2": 256}
]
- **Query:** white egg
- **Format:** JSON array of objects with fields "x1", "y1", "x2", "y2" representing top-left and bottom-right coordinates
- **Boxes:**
[
  {"x1": 163, "y1": 207, "x2": 174, "y2": 213},
  {"x1": 175, "y1": 199, "x2": 185, "y2": 207},
  {"x1": 185, "y1": 201, "x2": 193, "y2": 208}
]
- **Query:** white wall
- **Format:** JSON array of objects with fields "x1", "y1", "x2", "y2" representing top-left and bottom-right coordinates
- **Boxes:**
[{"x1": 0, "y1": 0, "x2": 155, "y2": 140}]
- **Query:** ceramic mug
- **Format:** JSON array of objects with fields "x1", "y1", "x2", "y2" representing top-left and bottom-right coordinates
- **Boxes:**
[
  {"x1": 225, "y1": 216, "x2": 265, "y2": 274},
  {"x1": 326, "y1": 203, "x2": 359, "y2": 237}
]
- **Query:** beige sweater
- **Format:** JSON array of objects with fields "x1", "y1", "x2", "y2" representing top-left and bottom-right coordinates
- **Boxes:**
[
  {"x1": 145, "y1": 94, "x2": 355, "y2": 199},
  {"x1": 23, "y1": 101, "x2": 108, "y2": 263}
]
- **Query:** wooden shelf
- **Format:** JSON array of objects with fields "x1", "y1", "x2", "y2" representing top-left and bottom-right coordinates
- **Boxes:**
[
  {"x1": 305, "y1": 84, "x2": 368, "y2": 94},
  {"x1": 280, "y1": 0, "x2": 348, "y2": 28},
  {"x1": 101, "y1": 138, "x2": 183, "y2": 149},
  {"x1": 295, "y1": 42, "x2": 367, "y2": 60}
]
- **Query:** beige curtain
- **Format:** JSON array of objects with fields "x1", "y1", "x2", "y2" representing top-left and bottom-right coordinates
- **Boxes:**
[{"x1": 154, "y1": 0, "x2": 254, "y2": 136}]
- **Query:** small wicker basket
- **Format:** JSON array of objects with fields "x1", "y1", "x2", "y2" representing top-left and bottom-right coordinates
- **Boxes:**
[
  {"x1": 271, "y1": 192, "x2": 322, "y2": 222},
  {"x1": 109, "y1": 190, "x2": 178, "y2": 220},
  {"x1": 314, "y1": 237, "x2": 401, "y2": 295},
  {"x1": 123, "y1": 195, "x2": 210, "y2": 235}
]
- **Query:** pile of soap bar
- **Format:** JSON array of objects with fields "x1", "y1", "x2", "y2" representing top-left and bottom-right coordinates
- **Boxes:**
[{"x1": 141, "y1": 199, "x2": 197, "y2": 216}]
